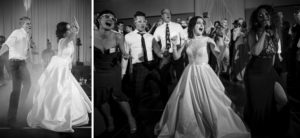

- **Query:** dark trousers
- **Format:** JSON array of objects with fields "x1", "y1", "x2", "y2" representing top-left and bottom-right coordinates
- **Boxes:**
[
  {"x1": 131, "y1": 62, "x2": 160, "y2": 112},
  {"x1": 159, "y1": 59, "x2": 172, "y2": 105},
  {"x1": 159, "y1": 54, "x2": 187, "y2": 105},
  {"x1": 173, "y1": 56, "x2": 187, "y2": 80},
  {"x1": 132, "y1": 63, "x2": 151, "y2": 110},
  {"x1": 7, "y1": 60, "x2": 31, "y2": 124}
]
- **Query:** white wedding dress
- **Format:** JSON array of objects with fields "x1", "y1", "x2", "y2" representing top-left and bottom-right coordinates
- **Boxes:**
[
  {"x1": 27, "y1": 38, "x2": 92, "y2": 132},
  {"x1": 155, "y1": 37, "x2": 250, "y2": 138}
]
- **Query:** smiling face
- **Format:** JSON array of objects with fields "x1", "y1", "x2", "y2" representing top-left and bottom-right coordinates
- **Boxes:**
[
  {"x1": 161, "y1": 9, "x2": 171, "y2": 23},
  {"x1": 193, "y1": 18, "x2": 205, "y2": 36},
  {"x1": 181, "y1": 20, "x2": 187, "y2": 29},
  {"x1": 157, "y1": 18, "x2": 163, "y2": 26},
  {"x1": 257, "y1": 8, "x2": 271, "y2": 27},
  {"x1": 221, "y1": 19, "x2": 228, "y2": 29},
  {"x1": 98, "y1": 13, "x2": 117, "y2": 30},
  {"x1": 125, "y1": 26, "x2": 133, "y2": 33},
  {"x1": 117, "y1": 23, "x2": 124, "y2": 31},
  {"x1": 238, "y1": 19, "x2": 244, "y2": 26},
  {"x1": 176, "y1": 18, "x2": 181, "y2": 23},
  {"x1": 294, "y1": 11, "x2": 300, "y2": 24},
  {"x1": 134, "y1": 16, "x2": 147, "y2": 32},
  {"x1": 21, "y1": 19, "x2": 32, "y2": 33}
]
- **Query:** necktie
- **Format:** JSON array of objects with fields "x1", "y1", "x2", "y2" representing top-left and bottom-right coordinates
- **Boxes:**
[
  {"x1": 138, "y1": 32, "x2": 148, "y2": 62},
  {"x1": 166, "y1": 23, "x2": 171, "y2": 51}
]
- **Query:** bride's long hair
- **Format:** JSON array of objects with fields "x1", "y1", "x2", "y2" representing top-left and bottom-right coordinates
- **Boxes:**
[
  {"x1": 188, "y1": 16, "x2": 206, "y2": 39},
  {"x1": 56, "y1": 22, "x2": 69, "y2": 42}
]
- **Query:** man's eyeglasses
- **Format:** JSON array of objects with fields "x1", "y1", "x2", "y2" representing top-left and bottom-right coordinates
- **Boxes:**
[
  {"x1": 136, "y1": 20, "x2": 147, "y2": 24},
  {"x1": 101, "y1": 14, "x2": 117, "y2": 22}
]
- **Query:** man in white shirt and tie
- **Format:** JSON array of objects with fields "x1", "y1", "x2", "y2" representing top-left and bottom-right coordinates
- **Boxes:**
[
  {"x1": 153, "y1": 8, "x2": 184, "y2": 104},
  {"x1": 0, "y1": 16, "x2": 32, "y2": 128},
  {"x1": 123, "y1": 11, "x2": 162, "y2": 111}
]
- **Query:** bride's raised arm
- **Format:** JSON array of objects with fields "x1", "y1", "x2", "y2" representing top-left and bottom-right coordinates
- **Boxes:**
[{"x1": 63, "y1": 17, "x2": 80, "y2": 47}]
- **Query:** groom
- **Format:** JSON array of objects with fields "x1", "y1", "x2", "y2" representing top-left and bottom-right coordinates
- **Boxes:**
[{"x1": 0, "y1": 16, "x2": 32, "y2": 128}]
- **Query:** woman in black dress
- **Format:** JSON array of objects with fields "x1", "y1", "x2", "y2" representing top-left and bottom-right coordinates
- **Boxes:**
[
  {"x1": 244, "y1": 5, "x2": 288, "y2": 137},
  {"x1": 94, "y1": 10, "x2": 136, "y2": 133}
]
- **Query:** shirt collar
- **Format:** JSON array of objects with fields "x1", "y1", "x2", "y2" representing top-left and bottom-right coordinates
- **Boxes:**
[
  {"x1": 134, "y1": 29, "x2": 146, "y2": 34},
  {"x1": 163, "y1": 22, "x2": 172, "y2": 26},
  {"x1": 20, "y1": 28, "x2": 27, "y2": 34}
]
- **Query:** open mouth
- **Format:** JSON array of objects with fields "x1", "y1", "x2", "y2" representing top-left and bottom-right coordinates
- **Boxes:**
[
  {"x1": 263, "y1": 20, "x2": 271, "y2": 26},
  {"x1": 199, "y1": 28, "x2": 203, "y2": 31},
  {"x1": 105, "y1": 22, "x2": 113, "y2": 27}
]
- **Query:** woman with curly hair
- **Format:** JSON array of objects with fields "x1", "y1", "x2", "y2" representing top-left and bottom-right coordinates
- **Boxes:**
[
  {"x1": 94, "y1": 10, "x2": 136, "y2": 133},
  {"x1": 155, "y1": 16, "x2": 249, "y2": 138},
  {"x1": 27, "y1": 19, "x2": 92, "y2": 132},
  {"x1": 244, "y1": 5, "x2": 288, "y2": 137}
]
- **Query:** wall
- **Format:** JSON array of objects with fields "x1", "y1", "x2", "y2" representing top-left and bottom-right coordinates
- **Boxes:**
[
  {"x1": 0, "y1": 0, "x2": 91, "y2": 65},
  {"x1": 245, "y1": 4, "x2": 300, "y2": 30},
  {"x1": 245, "y1": 0, "x2": 300, "y2": 9},
  {"x1": 95, "y1": 0, "x2": 300, "y2": 26},
  {"x1": 95, "y1": 0, "x2": 194, "y2": 19}
]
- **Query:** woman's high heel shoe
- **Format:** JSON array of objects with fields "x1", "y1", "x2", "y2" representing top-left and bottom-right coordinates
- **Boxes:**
[{"x1": 128, "y1": 117, "x2": 137, "y2": 134}]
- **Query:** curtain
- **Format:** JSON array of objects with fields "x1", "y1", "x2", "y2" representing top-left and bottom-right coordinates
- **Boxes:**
[
  {"x1": 195, "y1": 0, "x2": 245, "y2": 29},
  {"x1": 0, "y1": 0, "x2": 91, "y2": 65}
]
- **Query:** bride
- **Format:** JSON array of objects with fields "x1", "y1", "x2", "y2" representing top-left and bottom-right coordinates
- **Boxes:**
[
  {"x1": 27, "y1": 18, "x2": 92, "y2": 132},
  {"x1": 154, "y1": 16, "x2": 250, "y2": 138}
]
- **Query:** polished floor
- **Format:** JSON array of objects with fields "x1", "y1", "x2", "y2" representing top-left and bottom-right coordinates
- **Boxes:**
[
  {"x1": 0, "y1": 126, "x2": 91, "y2": 138},
  {"x1": 96, "y1": 75, "x2": 300, "y2": 138},
  {"x1": 0, "y1": 64, "x2": 92, "y2": 138}
]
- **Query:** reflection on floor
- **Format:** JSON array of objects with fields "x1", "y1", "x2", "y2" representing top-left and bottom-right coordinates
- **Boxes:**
[
  {"x1": 0, "y1": 126, "x2": 91, "y2": 138},
  {"x1": 0, "y1": 64, "x2": 92, "y2": 138},
  {"x1": 96, "y1": 76, "x2": 300, "y2": 138}
]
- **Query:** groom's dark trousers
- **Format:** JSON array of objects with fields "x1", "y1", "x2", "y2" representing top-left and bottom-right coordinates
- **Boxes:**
[{"x1": 7, "y1": 59, "x2": 31, "y2": 124}]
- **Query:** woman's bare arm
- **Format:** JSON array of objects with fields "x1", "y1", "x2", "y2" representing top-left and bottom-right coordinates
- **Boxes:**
[
  {"x1": 62, "y1": 17, "x2": 80, "y2": 48},
  {"x1": 116, "y1": 33, "x2": 129, "y2": 59},
  {"x1": 248, "y1": 31, "x2": 267, "y2": 56}
]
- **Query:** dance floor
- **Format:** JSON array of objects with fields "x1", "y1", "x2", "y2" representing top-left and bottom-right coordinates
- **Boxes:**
[
  {"x1": 0, "y1": 64, "x2": 92, "y2": 138},
  {"x1": 0, "y1": 126, "x2": 91, "y2": 138},
  {"x1": 96, "y1": 77, "x2": 300, "y2": 138}
]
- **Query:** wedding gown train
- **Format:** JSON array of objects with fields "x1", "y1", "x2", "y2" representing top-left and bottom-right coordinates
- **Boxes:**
[
  {"x1": 27, "y1": 38, "x2": 92, "y2": 132},
  {"x1": 155, "y1": 37, "x2": 250, "y2": 138}
]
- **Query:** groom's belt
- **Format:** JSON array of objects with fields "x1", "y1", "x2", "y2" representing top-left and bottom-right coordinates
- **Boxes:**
[{"x1": 133, "y1": 60, "x2": 156, "y2": 70}]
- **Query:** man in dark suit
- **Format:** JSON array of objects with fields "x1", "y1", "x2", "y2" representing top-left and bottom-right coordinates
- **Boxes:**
[{"x1": 287, "y1": 9, "x2": 300, "y2": 99}]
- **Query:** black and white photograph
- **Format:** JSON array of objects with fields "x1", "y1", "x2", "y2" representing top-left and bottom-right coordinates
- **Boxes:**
[
  {"x1": 94, "y1": 0, "x2": 300, "y2": 138},
  {"x1": 0, "y1": 0, "x2": 92, "y2": 138}
]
